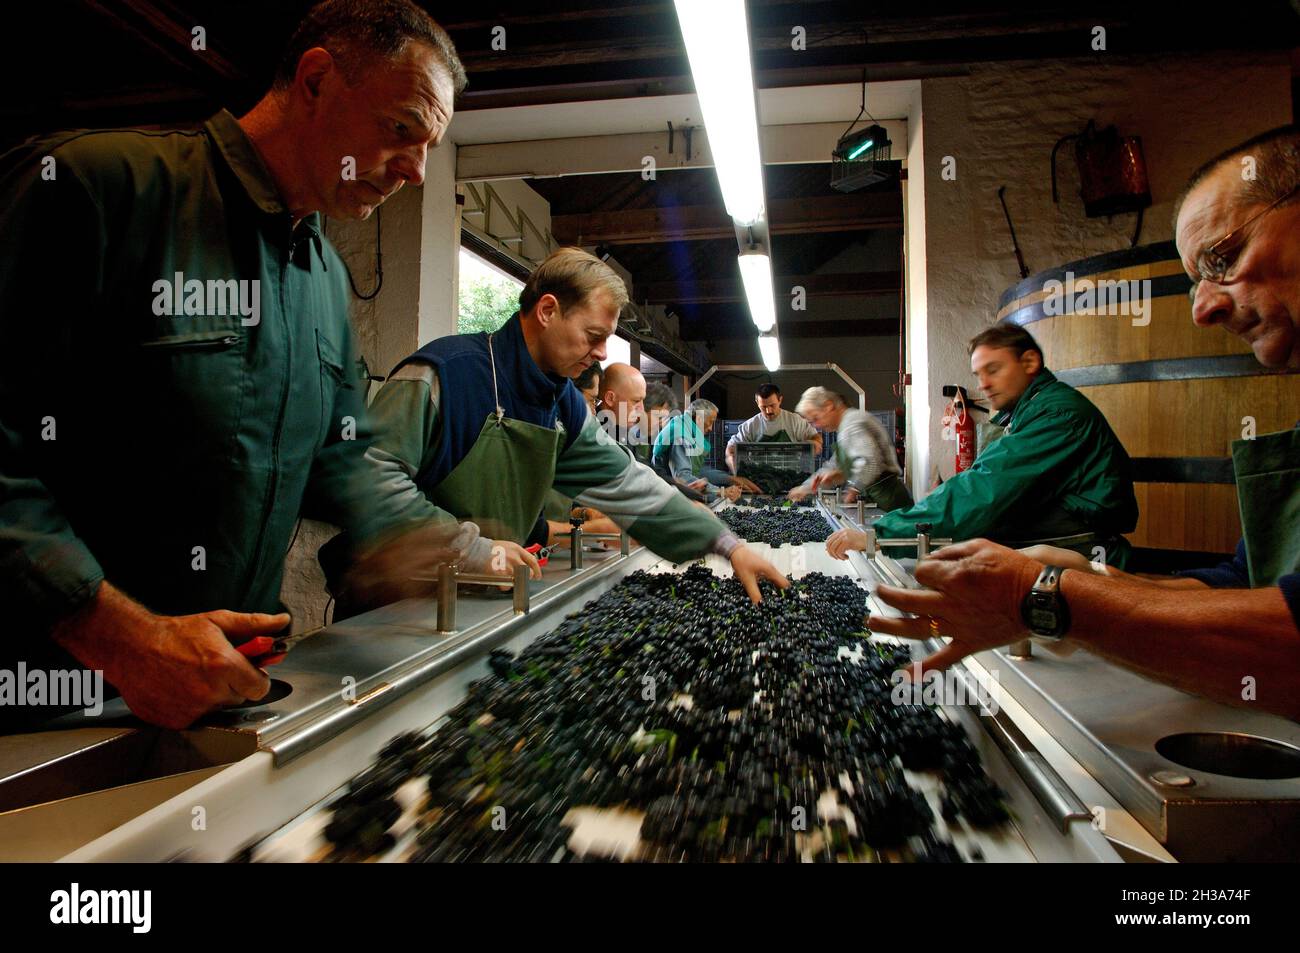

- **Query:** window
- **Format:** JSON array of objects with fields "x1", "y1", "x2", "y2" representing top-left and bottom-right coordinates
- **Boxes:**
[{"x1": 458, "y1": 248, "x2": 522, "y2": 334}]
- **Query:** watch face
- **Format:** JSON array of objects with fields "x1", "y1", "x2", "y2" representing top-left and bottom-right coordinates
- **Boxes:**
[
  {"x1": 1022, "y1": 567, "x2": 1068, "y2": 638},
  {"x1": 1028, "y1": 606, "x2": 1058, "y2": 632}
]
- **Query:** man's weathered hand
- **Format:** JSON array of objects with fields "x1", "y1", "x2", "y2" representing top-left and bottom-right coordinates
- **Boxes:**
[
  {"x1": 729, "y1": 544, "x2": 791, "y2": 604},
  {"x1": 486, "y1": 539, "x2": 543, "y2": 580},
  {"x1": 825, "y1": 527, "x2": 866, "y2": 559},
  {"x1": 51, "y1": 583, "x2": 281, "y2": 729},
  {"x1": 868, "y1": 539, "x2": 1043, "y2": 674}
]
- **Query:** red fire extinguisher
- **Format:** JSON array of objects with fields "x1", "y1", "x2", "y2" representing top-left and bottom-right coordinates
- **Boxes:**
[{"x1": 941, "y1": 386, "x2": 977, "y2": 473}]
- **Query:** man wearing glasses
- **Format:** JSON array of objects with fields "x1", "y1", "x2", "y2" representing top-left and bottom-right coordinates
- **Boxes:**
[{"x1": 867, "y1": 125, "x2": 1300, "y2": 721}]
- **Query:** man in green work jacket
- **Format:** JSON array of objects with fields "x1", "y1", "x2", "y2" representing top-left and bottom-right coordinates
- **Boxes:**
[
  {"x1": 827, "y1": 324, "x2": 1138, "y2": 567},
  {"x1": 322, "y1": 247, "x2": 788, "y2": 617},
  {"x1": 0, "y1": 1, "x2": 480, "y2": 731},
  {"x1": 868, "y1": 125, "x2": 1300, "y2": 721}
]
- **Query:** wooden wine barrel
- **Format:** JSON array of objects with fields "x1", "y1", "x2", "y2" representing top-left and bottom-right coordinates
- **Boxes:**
[{"x1": 996, "y1": 241, "x2": 1298, "y2": 561}]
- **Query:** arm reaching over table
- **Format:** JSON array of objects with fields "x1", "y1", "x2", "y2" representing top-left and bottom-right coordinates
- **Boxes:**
[
  {"x1": 868, "y1": 539, "x2": 1300, "y2": 720},
  {"x1": 555, "y1": 416, "x2": 789, "y2": 603}
]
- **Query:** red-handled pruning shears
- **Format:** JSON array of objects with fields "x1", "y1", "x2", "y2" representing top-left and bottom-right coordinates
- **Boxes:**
[
  {"x1": 232, "y1": 626, "x2": 322, "y2": 667},
  {"x1": 525, "y1": 543, "x2": 557, "y2": 566}
]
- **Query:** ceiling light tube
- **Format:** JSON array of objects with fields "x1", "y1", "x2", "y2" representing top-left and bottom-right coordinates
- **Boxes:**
[
  {"x1": 738, "y1": 249, "x2": 777, "y2": 333},
  {"x1": 758, "y1": 332, "x2": 781, "y2": 372},
  {"x1": 673, "y1": 0, "x2": 765, "y2": 225}
]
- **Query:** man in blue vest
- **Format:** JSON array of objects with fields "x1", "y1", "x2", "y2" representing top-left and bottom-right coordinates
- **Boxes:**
[{"x1": 323, "y1": 247, "x2": 788, "y2": 614}]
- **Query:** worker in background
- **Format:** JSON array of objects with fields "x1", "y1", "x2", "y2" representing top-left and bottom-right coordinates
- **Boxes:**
[
  {"x1": 630, "y1": 382, "x2": 677, "y2": 466},
  {"x1": 825, "y1": 325, "x2": 1138, "y2": 567},
  {"x1": 652, "y1": 399, "x2": 759, "y2": 502},
  {"x1": 788, "y1": 387, "x2": 912, "y2": 512},
  {"x1": 724, "y1": 383, "x2": 823, "y2": 473},
  {"x1": 574, "y1": 362, "x2": 601, "y2": 416},
  {"x1": 630, "y1": 384, "x2": 707, "y2": 504},
  {"x1": 596, "y1": 363, "x2": 646, "y2": 445},
  {"x1": 869, "y1": 125, "x2": 1300, "y2": 721},
  {"x1": 324, "y1": 247, "x2": 788, "y2": 609},
  {"x1": 539, "y1": 361, "x2": 641, "y2": 548},
  {"x1": 0, "y1": 0, "x2": 481, "y2": 732}
]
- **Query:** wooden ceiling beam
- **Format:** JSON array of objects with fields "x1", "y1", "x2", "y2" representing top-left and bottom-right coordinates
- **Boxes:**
[
  {"x1": 638, "y1": 270, "x2": 901, "y2": 304},
  {"x1": 553, "y1": 194, "x2": 901, "y2": 245}
]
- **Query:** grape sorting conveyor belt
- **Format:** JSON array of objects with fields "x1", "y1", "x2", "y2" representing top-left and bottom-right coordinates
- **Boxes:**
[{"x1": 63, "y1": 501, "x2": 1125, "y2": 862}]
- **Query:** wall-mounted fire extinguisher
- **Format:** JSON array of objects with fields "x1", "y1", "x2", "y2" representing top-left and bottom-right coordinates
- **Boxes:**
[{"x1": 941, "y1": 385, "x2": 986, "y2": 474}]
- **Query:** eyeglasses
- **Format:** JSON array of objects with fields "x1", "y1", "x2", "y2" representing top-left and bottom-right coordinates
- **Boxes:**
[{"x1": 1189, "y1": 183, "x2": 1300, "y2": 303}]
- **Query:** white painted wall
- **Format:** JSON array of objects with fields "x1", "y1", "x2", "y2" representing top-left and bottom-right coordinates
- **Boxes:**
[
  {"x1": 419, "y1": 142, "x2": 462, "y2": 344},
  {"x1": 903, "y1": 81, "x2": 930, "y2": 499}
]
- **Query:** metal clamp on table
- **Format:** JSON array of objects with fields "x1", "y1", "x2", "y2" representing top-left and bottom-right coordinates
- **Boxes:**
[
  {"x1": 434, "y1": 562, "x2": 531, "y2": 634},
  {"x1": 855, "y1": 522, "x2": 953, "y2": 562},
  {"x1": 566, "y1": 512, "x2": 631, "y2": 570},
  {"x1": 818, "y1": 486, "x2": 883, "y2": 526}
]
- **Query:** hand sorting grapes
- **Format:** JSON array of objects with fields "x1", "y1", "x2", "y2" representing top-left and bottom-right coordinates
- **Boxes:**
[{"x1": 286, "y1": 566, "x2": 1006, "y2": 863}]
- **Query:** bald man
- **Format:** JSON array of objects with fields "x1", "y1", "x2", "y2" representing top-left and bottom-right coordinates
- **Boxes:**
[
  {"x1": 598, "y1": 364, "x2": 729, "y2": 506},
  {"x1": 596, "y1": 362, "x2": 647, "y2": 443},
  {"x1": 540, "y1": 363, "x2": 633, "y2": 549}
]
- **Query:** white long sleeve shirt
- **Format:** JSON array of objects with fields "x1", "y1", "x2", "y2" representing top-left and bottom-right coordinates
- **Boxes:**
[{"x1": 727, "y1": 408, "x2": 819, "y2": 447}]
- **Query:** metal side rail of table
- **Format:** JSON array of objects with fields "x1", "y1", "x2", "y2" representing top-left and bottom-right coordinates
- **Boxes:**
[{"x1": 0, "y1": 540, "x2": 637, "y2": 861}]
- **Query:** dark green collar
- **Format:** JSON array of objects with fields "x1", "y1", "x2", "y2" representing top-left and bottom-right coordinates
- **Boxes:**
[
  {"x1": 992, "y1": 367, "x2": 1057, "y2": 429},
  {"x1": 204, "y1": 108, "x2": 323, "y2": 244},
  {"x1": 205, "y1": 109, "x2": 285, "y2": 215}
]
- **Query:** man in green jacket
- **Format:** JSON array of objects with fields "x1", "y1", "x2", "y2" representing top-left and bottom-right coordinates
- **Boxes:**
[
  {"x1": 827, "y1": 324, "x2": 1138, "y2": 567},
  {"x1": 868, "y1": 125, "x2": 1300, "y2": 720},
  {"x1": 0, "y1": 0, "x2": 479, "y2": 730}
]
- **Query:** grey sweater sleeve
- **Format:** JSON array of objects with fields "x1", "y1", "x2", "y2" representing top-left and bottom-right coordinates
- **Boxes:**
[
  {"x1": 364, "y1": 362, "x2": 495, "y2": 572},
  {"x1": 837, "y1": 410, "x2": 899, "y2": 490}
]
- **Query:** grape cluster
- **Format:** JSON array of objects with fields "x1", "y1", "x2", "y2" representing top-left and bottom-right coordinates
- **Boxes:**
[
  {"x1": 737, "y1": 462, "x2": 810, "y2": 495},
  {"x1": 298, "y1": 564, "x2": 1005, "y2": 863},
  {"x1": 718, "y1": 505, "x2": 832, "y2": 546}
]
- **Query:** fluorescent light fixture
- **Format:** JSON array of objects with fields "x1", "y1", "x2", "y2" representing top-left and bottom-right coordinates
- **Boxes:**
[
  {"x1": 673, "y1": 0, "x2": 765, "y2": 225},
  {"x1": 758, "y1": 333, "x2": 781, "y2": 372},
  {"x1": 847, "y1": 138, "x2": 875, "y2": 160},
  {"x1": 737, "y1": 250, "x2": 776, "y2": 333}
]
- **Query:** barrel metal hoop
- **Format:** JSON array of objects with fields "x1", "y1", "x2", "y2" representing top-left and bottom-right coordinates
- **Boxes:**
[
  {"x1": 1002, "y1": 273, "x2": 1192, "y2": 326},
  {"x1": 1129, "y1": 456, "x2": 1237, "y2": 485},
  {"x1": 996, "y1": 240, "x2": 1180, "y2": 310},
  {"x1": 1054, "y1": 354, "x2": 1298, "y2": 387}
]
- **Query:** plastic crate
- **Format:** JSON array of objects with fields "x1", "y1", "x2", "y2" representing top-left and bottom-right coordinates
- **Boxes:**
[{"x1": 733, "y1": 442, "x2": 816, "y2": 494}]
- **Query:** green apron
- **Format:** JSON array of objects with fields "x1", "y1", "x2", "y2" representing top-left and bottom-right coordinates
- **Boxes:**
[
  {"x1": 428, "y1": 333, "x2": 562, "y2": 543},
  {"x1": 1233, "y1": 427, "x2": 1300, "y2": 588},
  {"x1": 759, "y1": 429, "x2": 793, "y2": 443},
  {"x1": 833, "y1": 441, "x2": 913, "y2": 512}
]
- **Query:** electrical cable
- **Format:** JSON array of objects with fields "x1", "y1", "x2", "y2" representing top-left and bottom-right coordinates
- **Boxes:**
[{"x1": 838, "y1": 66, "x2": 879, "y2": 142}]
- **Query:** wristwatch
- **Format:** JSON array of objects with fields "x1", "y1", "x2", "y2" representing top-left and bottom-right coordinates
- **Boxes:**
[{"x1": 1021, "y1": 565, "x2": 1071, "y2": 639}]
